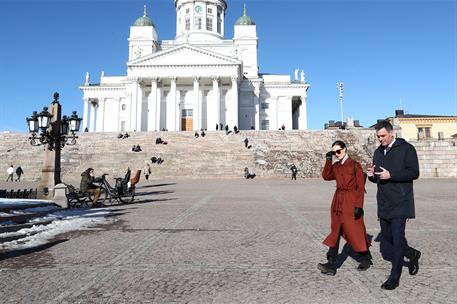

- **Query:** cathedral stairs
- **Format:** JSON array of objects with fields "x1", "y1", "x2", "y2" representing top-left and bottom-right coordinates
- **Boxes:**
[
  {"x1": 1, "y1": 130, "x2": 454, "y2": 182},
  {"x1": 0, "y1": 130, "x2": 375, "y2": 182}
]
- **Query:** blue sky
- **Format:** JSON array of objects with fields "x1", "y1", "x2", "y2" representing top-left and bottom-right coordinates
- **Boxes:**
[{"x1": 0, "y1": 0, "x2": 456, "y2": 132}]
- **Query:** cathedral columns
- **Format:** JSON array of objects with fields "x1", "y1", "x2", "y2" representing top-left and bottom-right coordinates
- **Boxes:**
[
  {"x1": 226, "y1": 76, "x2": 239, "y2": 129},
  {"x1": 89, "y1": 99, "x2": 96, "y2": 132},
  {"x1": 96, "y1": 98, "x2": 105, "y2": 132},
  {"x1": 270, "y1": 96, "x2": 278, "y2": 131},
  {"x1": 129, "y1": 79, "x2": 139, "y2": 131},
  {"x1": 299, "y1": 96, "x2": 308, "y2": 130},
  {"x1": 254, "y1": 86, "x2": 260, "y2": 130},
  {"x1": 136, "y1": 83, "x2": 144, "y2": 132},
  {"x1": 209, "y1": 76, "x2": 220, "y2": 131},
  {"x1": 167, "y1": 77, "x2": 177, "y2": 131},
  {"x1": 83, "y1": 98, "x2": 89, "y2": 132},
  {"x1": 193, "y1": 77, "x2": 201, "y2": 131},
  {"x1": 156, "y1": 84, "x2": 162, "y2": 131},
  {"x1": 148, "y1": 77, "x2": 158, "y2": 131}
]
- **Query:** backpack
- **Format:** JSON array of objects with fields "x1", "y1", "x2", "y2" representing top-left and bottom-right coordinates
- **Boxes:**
[{"x1": 353, "y1": 161, "x2": 367, "y2": 193}]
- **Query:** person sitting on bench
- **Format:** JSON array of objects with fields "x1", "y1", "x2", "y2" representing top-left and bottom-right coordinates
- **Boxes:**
[
  {"x1": 80, "y1": 168, "x2": 102, "y2": 207},
  {"x1": 244, "y1": 167, "x2": 256, "y2": 179}
]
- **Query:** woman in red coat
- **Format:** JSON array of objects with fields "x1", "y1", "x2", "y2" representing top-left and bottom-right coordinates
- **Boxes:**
[{"x1": 318, "y1": 140, "x2": 372, "y2": 275}]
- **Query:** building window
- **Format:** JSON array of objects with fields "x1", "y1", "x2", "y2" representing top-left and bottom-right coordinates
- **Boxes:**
[
  {"x1": 261, "y1": 120, "x2": 270, "y2": 130},
  {"x1": 261, "y1": 102, "x2": 269, "y2": 110},
  {"x1": 217, "y1": 19, "x2": 221, "y2": 33},
  {"x1": 185, "y1": 8, "x2": 190, "y2": 14},
  {"x1": 417, "y1": 127, "x2": 431, "y2": 139},
  {"x1": 194, "y1": 17, "x2": 202, "y2": 30},
  {"x1": 182, "y1": 109, "x2": 193, "y2": 117},
  {"x1": 206, "y1": 17, "x2": 213, "y2": 31},
  {"x1": 208, "y1": 8, "x2": 213, "y2": 14},
  {"x1": 121, "y1": 104, "x2": 126, "y2": 111},
  {"x1": 185, "y1": 18, "x2": 190, "y2": 30},
  {"x1": 120, "y1": 121, "x2": 126, "y2": 132}
]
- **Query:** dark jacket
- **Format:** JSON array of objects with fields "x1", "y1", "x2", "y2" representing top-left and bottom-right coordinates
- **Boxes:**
[
  {"x1": 16, "y1": 166, "x2": 24, "y2": 175},
  {"x1": 80, "y1": 171, "x2": 96, "y2": 193},
  {"x1": 368, "y1": 138, "x2": 419, "y2": 219}
]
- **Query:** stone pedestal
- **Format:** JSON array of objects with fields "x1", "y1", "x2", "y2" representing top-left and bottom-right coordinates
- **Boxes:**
[{"x1": 53, "y1": 183, "x2": 68, "y2": 208}]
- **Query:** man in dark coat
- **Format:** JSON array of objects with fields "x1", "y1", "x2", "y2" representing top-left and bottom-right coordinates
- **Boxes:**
[
  {"x1": 290, "y1": 164, "x2": 298, "y2": 180},
  {"x1": 367, "y1": 120, "x2": 421, "y2": 290},
  {"x1": 15, "y1": 166, "x2": 24, "y2": 182}
]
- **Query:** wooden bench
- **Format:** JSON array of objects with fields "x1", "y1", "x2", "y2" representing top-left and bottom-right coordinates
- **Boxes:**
[{"x1": 65, "y1": 184, "x2": 92, "y2": 208}]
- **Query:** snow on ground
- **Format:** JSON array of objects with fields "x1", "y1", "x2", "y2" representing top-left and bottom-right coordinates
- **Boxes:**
[{"x1": 0, "y1": 199, "x2": 115, "y2": 252}]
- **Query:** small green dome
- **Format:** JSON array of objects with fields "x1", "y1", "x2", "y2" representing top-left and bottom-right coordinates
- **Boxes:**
[
  {"x1": 235, "y1": 4, "x2": 255, "y2": 26},
  {"x1": 133, "y1": 5, "x2": 155, "y2": 27}
]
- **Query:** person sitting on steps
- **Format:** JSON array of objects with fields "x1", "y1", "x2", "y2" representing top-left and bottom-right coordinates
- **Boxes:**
[{"x1": 244, "y1": 167, "x2": 256, "y2": 179}]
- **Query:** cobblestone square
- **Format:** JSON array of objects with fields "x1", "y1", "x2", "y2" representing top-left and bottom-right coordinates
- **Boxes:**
[{"x1": 0, "y1": 178, "x2": 456, "y2": 303}]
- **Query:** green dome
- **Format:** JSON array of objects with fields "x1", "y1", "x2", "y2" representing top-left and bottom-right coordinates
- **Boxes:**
[
  {"x1": 133, "y1": 5, "x2": 155, "y2": 27},
  {"x1": 134, "y1": 16, "x2": 154, "y2": 26},
  {"x1": 235, "y1": 4, "x2": 255, "y2": 26}
]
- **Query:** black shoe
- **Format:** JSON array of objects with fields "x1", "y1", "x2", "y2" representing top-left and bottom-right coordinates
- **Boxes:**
[
  {"x1": 317, "y1": 262, "x2": 337, "y2": 276},
  {"x1": 381, "y1": 278, "x2": 399, "y2": 290},
  {"x1": 408, "y1": 249, "x2": 421, "y2": 275},
  {"x1": 357, "y1": 259, "x2": 373, "y2": 271}
]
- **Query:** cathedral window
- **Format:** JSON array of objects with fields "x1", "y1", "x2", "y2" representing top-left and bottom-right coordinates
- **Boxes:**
[
  {"x1": 186, "y1": 8, "x2": 190, "y2": 14},
  {"x1": 261, "y1": 120, "x2": 270, "y2": 130},
  {"x1": 261, "y1": 102, "x2": 269, "y2": 110},
  {"x1": 194, "y1": 17, "x2": 202, "y2": 30},
  {"x1": 182, "y1": 109, "x2": 193, "y2": 117},
  {"x1": 185, "y1": 18, "x2": 190, "y2": 30},
  {"x1": 206, "y1": 17, "x2": 213, "y2": 31},
  {"x1": 121, "y1": 104, "x2": 126, "y2": 111},
  {"x1": 120, "y1": 121, "x2": 126, "y2": 132},
  {"x1": 208, "y1": 8, "x2": 213, "y2": 15}
]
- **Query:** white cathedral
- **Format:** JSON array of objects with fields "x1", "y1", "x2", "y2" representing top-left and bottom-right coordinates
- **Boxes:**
[{"x1": 80, "y1": 0, "x2": 309, "y2": 132}]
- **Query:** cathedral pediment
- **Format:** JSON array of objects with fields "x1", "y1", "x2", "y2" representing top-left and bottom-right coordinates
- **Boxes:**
[{"x1": 128, "y1": 44, "x2": 241, "y2": 67}]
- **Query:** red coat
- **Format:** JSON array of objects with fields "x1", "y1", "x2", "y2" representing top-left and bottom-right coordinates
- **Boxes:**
[{"x1": 322, "y1": 156, "x2": 369, "y2": 252}]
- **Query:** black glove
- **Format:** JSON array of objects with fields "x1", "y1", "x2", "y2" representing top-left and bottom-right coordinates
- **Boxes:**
[
  {"x1": 325, "y1": 151, "x2": 333, "y2": 160},
  {"x1": 354, "y1": 207, "x2": 364, "y2": 220}
]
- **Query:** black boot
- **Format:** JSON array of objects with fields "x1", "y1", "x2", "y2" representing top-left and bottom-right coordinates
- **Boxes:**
[
  {"x1": 317, "y1": 253, "x2": 337, "y2": 276},
  {"x1": 357, "y1": 251, "x2": 373, "y2": 271}
]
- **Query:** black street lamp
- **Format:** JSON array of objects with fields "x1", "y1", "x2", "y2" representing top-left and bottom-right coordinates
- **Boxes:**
[
  {"x1": 27, "y1": 93, "x2": 82, "y2": 149},
  {"x1": 25, "y1": 92, "x2": 82, "y2": 197}
]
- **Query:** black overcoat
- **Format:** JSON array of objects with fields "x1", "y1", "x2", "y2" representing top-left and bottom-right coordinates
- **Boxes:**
[{"x1": 368, "y1": 138, "x2": 419, "y2": 219}]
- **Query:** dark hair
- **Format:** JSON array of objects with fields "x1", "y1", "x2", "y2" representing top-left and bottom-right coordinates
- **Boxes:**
[
  {"x1": 375, "y1": 120, "x2": 393, "y2": 132},
  {"x1": 332, "y1": 140, "x2": 346, "y2": 149},
  {"x1": 85, "y1": 168, "x2": 94, "y2": 174}
]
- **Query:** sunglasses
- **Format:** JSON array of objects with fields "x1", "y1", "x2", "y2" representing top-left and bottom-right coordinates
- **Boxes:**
[{"x1": 331, "y1": 149, "x2": 343, "y2": 155}]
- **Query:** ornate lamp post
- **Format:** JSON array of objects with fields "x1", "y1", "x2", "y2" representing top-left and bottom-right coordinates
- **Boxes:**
[
  {"x1": 26, "y1": 92, "x2": 82, "y2": 198},
  {"x1": 336, "y1": 82, "x2": 344, "y2": 127}
]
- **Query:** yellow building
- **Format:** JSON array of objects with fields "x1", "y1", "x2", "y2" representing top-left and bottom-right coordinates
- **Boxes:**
[{"x1": 386, "y1": 110, "x2": 457, "y2": 140}]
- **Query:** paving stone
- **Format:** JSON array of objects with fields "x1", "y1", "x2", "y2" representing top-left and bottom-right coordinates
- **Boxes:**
[{"x1": 0, "y1": 178, "x2": 456, "y2": 303}]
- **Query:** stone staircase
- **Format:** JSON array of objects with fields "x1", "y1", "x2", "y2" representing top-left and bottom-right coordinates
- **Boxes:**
[{"x1": 1, "y1": 130, "x2": 455, "y2": 181}]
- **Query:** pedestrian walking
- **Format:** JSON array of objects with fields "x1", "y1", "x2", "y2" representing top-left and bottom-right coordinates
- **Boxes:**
[
  {"x1": 290, "y1": 164, "x2": 298, "y2": 180},
  {"x1": 144, "y1": 163, "x2": 151, "y2": 180},
  {"x1": 15, "y1": 166, "x2": 24, "y2": 182},
  {"x1": 6, "y1": 165, "x2": 14, "y2": 182},
  {"x1": 367, "y1": 120, "x2": 421, "y2": 290},
  {"x1": 318, "y1": 140, "x2": 372, "y2": 276}
]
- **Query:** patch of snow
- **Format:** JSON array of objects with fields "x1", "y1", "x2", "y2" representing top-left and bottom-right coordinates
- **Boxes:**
[{"x1": 0, "y1": 199, "x2": 116, "y2": 252}]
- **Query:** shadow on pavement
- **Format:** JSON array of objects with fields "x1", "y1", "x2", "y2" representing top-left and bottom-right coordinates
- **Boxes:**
[
  {"x1": 135, "y1": 190, "x2": 174, "y2": 197},
  {"x1": 335, "y1": 234, "x2": 373, "y2": 268},
  {"x1": 0, "y1": 239, "x2": 68, "y2": 261},
  {"x1": 137, "y1": 183, "x2": 177, "y2": 189}
]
